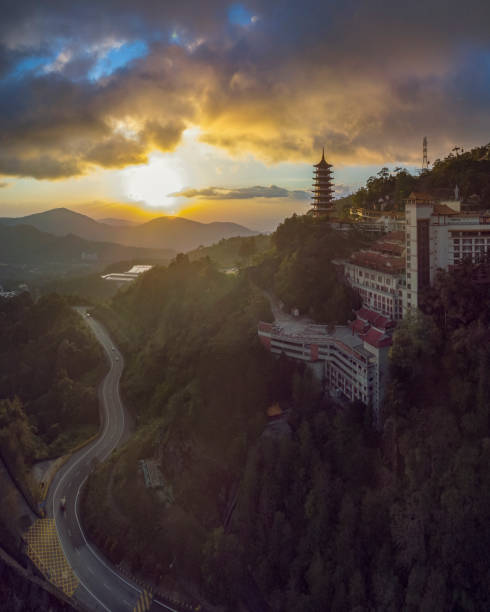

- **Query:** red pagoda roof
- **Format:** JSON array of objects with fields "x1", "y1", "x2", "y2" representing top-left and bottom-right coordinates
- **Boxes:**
[{"x1": 314, "y1": 148, "x2": 332, "y2": 169}]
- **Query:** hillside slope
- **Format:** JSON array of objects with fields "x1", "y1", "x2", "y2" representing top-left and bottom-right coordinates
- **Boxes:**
[
  {"x1": 0, "y1": 224, "x2": 174, "y2": 264},
  {"x1": 0, "y1": 208, "x2": 256, "y2": 251}
]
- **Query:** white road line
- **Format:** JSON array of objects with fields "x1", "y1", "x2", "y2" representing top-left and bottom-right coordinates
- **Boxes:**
[
  {"x1": 75, "y1": 482, "x2": 141, "y2": 594},
  {"x1": 154, "y1": 599, "x2": 179, "y2": 611},
  {"x1": 88, "y1": 567, "x2": 94, "y2": 574},
  {"x1": 49, "y1": 313, "x2": 141, "y2": 607},
  {"x1": 68, "y1": 529, "x2": 72, "y2": 537}
]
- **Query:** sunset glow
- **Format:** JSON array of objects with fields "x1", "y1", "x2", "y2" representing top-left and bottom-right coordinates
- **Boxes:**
[
  {"x1": 123, "y1": 154, "x2": 186, "y2": 209},
  {"x1": 0, "y1": 2, "x2": 489, "y2": 229}
]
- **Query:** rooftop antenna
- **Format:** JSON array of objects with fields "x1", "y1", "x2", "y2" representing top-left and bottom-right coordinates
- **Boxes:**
[{"x1": 422, "y1": 136, "x2": 428, "y2": 170}]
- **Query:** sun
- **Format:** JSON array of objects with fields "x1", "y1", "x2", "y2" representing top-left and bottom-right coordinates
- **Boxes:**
[{"x1": 122, "y1": 153, "x2": 185, "y2": 209}]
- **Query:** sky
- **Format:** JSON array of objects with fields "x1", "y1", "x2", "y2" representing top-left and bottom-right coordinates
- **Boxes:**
[{"x1": 0, "y1": 1, "x2": 489, "y2": 231}]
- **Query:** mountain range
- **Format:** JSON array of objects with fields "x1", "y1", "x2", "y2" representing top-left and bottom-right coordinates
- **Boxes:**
[
  {"x1": 0, "y1": 208, "x2": 256, "y2": 252},
  {"x1": 0, "y1": 224, "x2": 174, "y2": 265}
]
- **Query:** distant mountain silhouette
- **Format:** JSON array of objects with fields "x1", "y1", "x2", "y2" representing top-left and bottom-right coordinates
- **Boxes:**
[
  {"x1": 97, "y1": 217, "x2": 138, "y2": 227},
  {"x1": 0, "y1": 208, "x2": 256, "y2": 251},
  {"x1": 0, "y1": 224, "x2": 174, "y2": 264}
]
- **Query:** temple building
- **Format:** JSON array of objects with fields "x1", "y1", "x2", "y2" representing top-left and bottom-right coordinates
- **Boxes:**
[
  {"x1": 309, "y1": 148, "x2": 335, "y2": 216},
  {"x1": 258, "y1": 311, "x2": 393, "y2": 427},
  {"x1": 257, "y1": 179, "x2": 490, "y2": 426},
  {"x1": 336, "y1": 232, "x2": 406, "y2": 320}
]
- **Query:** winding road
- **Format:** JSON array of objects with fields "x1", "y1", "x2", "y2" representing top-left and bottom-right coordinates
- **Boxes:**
[{"x1": 46, "y1": 309, "x2": 178, "y2": 612}]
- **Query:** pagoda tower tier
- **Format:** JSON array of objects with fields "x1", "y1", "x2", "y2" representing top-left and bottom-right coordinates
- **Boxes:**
[{"x1": 310, "y1": 148, "x2": 335, "y2": 215}]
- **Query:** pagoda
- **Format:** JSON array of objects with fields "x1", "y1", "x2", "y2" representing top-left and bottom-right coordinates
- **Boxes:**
[{"x1": 309, "y1": 148, "x2": 335, "y2": 216}]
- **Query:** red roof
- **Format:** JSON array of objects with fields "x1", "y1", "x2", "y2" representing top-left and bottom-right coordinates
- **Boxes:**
[
  {"x1": 357, "y1": 307, "x2": 379, "y2": 324},
  {"x1": 350, "y1": 250, "x2": 405, "y2": 273},
  {"x1": 371, "y1": 242, "x2": 405, "y2": 256},
  {"x1": 356, "y1": 308, "x2": 394, "y2": 330},
  {"x1": 432, "y1": 203, "x2": 459, "y2": 216},
  {"x1": 362, "y1": 328, "x2": 393, "y2": 348},
  {"x1": 383, "y1": 231, "x2": 405, "y2": 242},
  {"x1": 407, "y1": 191, "x2": 434, "y2": 202},
  {"x1": 314, "y1": 148, "x2": 333, "y2": 169},
  {"x1": 350, "y1": 318, "x2": 369, "y2": 334}
]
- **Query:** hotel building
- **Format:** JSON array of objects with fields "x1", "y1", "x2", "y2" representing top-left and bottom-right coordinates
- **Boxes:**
[
  {"x1": 258, "y1": 150, "x2": 489, "y2": 423},
  {"x1": 258, "y1": 310, "x2": 393, "y2": 426},
  {"x1": 339, "y1": 232, "x2": 406, "y2": 320},
  {"x1": 403, "y1": 192, "x2": 490, "y2": 313}
]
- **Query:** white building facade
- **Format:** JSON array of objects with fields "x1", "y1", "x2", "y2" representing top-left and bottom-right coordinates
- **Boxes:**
[
  {"x1": 338, "y1": 232, "x2": 406, "y2": 320},
  {"x1": 403, "y1": 193, "x2": 490, "y2": 313},
  {"x1": 258, "y1": 314, "x2": 392, "y2": 426}
]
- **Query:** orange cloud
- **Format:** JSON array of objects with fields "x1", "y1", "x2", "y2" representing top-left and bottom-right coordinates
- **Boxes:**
[{"x1": 1, "y1": 1, "x2": 489, "y2": 180}]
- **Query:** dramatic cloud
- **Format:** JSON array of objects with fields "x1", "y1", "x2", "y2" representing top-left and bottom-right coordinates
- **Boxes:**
[
  {"x1": 172, "y1": 185, "x2": 309, "y2": 200},
  {"x1": 0, "y1": 1, "x2": 489, "y2": 179}
]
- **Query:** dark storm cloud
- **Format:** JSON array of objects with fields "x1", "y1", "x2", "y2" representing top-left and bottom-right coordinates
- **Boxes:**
[
  {"x1": 171, "y1": 185, "x2": 309, "y2": 199},
  {"x1": 0, "y1": 0, "x2": 489, "y2": 179}
]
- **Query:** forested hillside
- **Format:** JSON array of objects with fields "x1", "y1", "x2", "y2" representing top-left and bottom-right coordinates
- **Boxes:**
[
  {"x1": 352, "y1": 143, "x2": 490, "y2": 210},
  {"x1": 188, "y1": 234, "x2": 270, "y2": 269},
  {"x1": 82, "y1": 256, "x2": 299, "y2": 591},
  {"x1": 80, "y1": 215, "x2": 490, "y2": 610},
  {"x1": 211, "y1": 262, "x2": 490, "y2": 610},
  {"x1": 0, "y1": 294, "x2": 104, "y2": 505},
  {"x1": 249, "y1": 214, "x2": 364, "y2": 321}
]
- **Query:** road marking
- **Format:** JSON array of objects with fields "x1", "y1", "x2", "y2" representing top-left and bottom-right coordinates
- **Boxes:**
[
  {"x1": 24, "y1": 519, "x2": 79, "y2": 597},
  {"x1": 47, "y1": 314, "x2": 147, "y2": 609},
  {"x1": 68, "y1": 529, "x2": 72, "y2": 537},
  {"x1": 133, "y1": 589, "x2": 153, "y2": 612},
  {"x1": 88, "y1": 566, "x2": 94, "y2": 574},
  {"x1": 154, "y1": 599, "x2": 179, "y2": 611}
]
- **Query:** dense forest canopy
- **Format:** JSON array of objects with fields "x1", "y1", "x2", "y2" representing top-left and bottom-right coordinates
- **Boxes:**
[
  {"x1": 210, "y1": 261, "x2": 490, "y2": 611},
  {"x1": 83, "y1": 256, "x2": 300, "y2": 587},
  {"x1": 0, "y1": 294, "x2": 104, "y2": 504},
  {"x1": 352, "y1": 143, "x2": 490, "y2": 211},
  {"x1": 249, "y1": 214, "x2": 365, "y2": 321},
  {"x1": 82, "y1": 210, "x2": 490, "y2": 611}
]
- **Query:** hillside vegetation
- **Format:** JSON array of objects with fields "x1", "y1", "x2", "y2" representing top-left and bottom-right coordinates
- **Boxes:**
[
  {"x1": 249, "y1": 214, "x2": 365, "y2": 321},
  {"x1": 80, "y1": 206, "x2": 490, "y2": 609},
  {"x1": 188, "y1": 234, "x2": 270, "y2": 269},
  {"x1": 82, "y1": 256, "x2": 299, "y2": 589},
  {"x1": 0, "y1": 294, "x2": 104, "y2": 505},
  {"x1": 80, "y1": 216, "x2": 367, "y2": 601},
  {"x1": 353, "y1": 143, "x2": 490, "y2": 210},
  {"x1": 207, "y1": 259, "x2": 490, "y2": 610}
]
